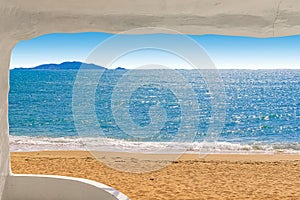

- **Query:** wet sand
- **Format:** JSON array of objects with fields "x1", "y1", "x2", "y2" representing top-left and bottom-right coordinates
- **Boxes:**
[{"x1": 10, "y1": 151, "x2": 300, "y2": 199}]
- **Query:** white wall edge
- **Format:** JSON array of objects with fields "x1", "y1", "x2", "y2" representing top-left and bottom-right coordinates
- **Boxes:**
[{"x1": 3, "y1": 174, "x2": 130, "y2": 200}]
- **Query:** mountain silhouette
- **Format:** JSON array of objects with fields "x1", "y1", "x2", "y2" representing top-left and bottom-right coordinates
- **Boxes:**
[{"x1": 13, "y1": 61, "x2": 107, "y2": 70}]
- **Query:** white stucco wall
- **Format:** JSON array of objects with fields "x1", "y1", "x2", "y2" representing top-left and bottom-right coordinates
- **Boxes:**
[
  {"x1": 3, "y1": 0, "x2": 300, "y2": 40},
  {"x1": 1, "y1": 0, "x2": 300, "y2": 198},
  {"x1": 0, "y1": 40, "x2": 16, "y2": 198},
  {"x1": 3, "y1": 175, "x2": 129, "y2": 200}
]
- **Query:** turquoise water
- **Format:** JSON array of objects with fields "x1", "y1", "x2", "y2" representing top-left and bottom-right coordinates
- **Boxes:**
[{"x1": 9, "y1": 69, "x2": 300, "y2": 153}]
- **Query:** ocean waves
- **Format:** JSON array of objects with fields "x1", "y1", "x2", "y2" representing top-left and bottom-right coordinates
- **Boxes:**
[{"x1": 9, "y1": 135, "x2": 300, "y2": 154}]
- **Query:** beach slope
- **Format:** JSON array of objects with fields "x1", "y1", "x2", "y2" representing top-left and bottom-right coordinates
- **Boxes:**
[{"x1": 10, "y1": 151, "x2": 300, "y2": 199}]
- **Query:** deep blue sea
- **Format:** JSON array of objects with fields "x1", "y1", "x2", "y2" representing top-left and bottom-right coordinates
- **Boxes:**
[{"x1": 9, "y1": 69, "x2": 300, "y2": 153}]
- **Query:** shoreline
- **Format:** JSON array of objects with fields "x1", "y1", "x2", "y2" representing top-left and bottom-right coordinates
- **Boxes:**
[
  {"x1": 11, "y1": 151, "x2": 300, "y2": 199},
  {"x1": 10, "y1": 135, "x2": 300, "y2": 154},
  {"x1": 10, "y1": 150, "x2": 300, "y2": 160}
]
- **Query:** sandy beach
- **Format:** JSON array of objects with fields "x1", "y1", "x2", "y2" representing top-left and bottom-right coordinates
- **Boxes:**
[{"x1": 10, "y1": 151, "x2": 300, "y2": 199}]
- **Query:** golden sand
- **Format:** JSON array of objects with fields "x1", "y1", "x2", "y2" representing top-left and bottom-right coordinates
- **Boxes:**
[{"x1": 10, "y1": 151, "x2": 300, "y2": 199}]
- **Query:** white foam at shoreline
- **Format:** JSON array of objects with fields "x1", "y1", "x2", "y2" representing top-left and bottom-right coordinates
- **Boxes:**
[{"x1": 9, "y1": 135, "x2": 300, "y2": 154}]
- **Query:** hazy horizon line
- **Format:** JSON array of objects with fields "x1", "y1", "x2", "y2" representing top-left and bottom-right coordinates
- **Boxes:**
[{"x1": 9, "y1": 60, "x2": 300, "y2": 70}]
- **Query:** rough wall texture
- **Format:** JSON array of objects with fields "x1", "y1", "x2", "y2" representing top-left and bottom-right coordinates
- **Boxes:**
[
  {"x1": 3, "y1": 0, "x2": 300, "y2": 40},
  {"x1": 0, "y1": 0, "x2": 300, "y2": 198}
]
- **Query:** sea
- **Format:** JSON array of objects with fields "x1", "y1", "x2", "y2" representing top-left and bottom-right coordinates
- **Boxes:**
[{"x1": 9, "y1": 69, "x2": 300, "y2": 154}]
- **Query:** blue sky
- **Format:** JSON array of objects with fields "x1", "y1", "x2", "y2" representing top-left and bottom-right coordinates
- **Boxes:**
[{"x1": 10, "y1": 32, "x2": 300, "y2": 69}]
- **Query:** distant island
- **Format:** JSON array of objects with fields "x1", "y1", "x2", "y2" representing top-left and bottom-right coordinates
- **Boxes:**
[
  {"x1": 115, "y1": 67, "x2": 126, "y2": 70},
  {"x1": 12, "y1": 61, "x2": 126, "y2": 70}
]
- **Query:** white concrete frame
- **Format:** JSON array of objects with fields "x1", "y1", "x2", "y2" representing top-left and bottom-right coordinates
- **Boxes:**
[
  {"x1": 0, "y1": 0, "x2": 299, "y2": 199},
  {"x1": 3, "y1": 175, "x2": 129, "y2": 200}
]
